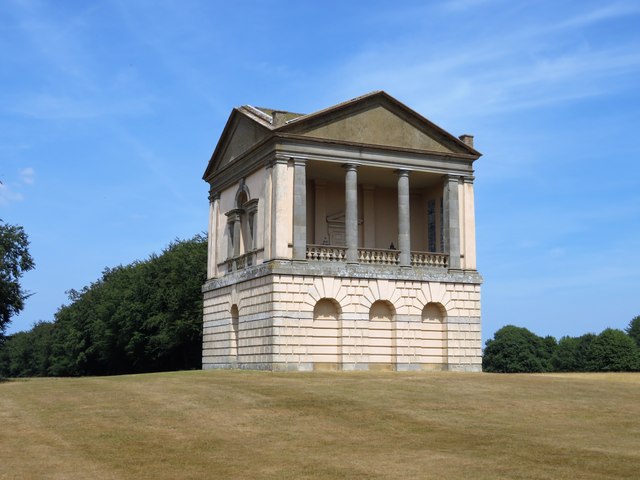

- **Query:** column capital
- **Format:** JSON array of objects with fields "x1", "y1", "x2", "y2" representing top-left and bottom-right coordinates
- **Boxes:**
[
  {"x1": 292, "y1": 157, "x2": 307, "y2": 167},
  {"x1": 208, "y1": 190, "x2": 221, "y2": 202},
  {"x1": 342, "y1": 163, "x2": 359, "y2": 172},
  {"x1": 462, "y1": 175, "x2": 475, "y2": 184},
  {"x1": 244, "y1": 198, "x2": 259, "y2": 214},
  {"x1": 395, "y1": 169, "x2": 410, "y2": 177},
  {"x1": 269, "y1": 155, "x2": 290, "y2": 167},
  {"x1": 443, "y1": 174, "x2": 462, "y2": 183}
]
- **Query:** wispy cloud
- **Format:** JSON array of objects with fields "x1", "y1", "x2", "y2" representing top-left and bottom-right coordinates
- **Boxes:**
[
  {"x1": 10, "y1": 93, "x2": 153, "y2": 120},
  {"x1": 551, "y1": 3, "x2": 640, "y2": 30},
  {"x1": 439, "y1": 0, "x2": 503, "y2": 13},
  {"x1": 19, "y1": 167, "x2": 35, "y2": 185},
  {"x1": 0, "y1": 167, "x2": 36, "y2": 206},
  {"x1": 5, "y1": 1, "x2": 155, "y2": 121},
  {"x1": 332, "y1": 2, "x2": 640, "y2": 121},
  {"x1": 0, "y1": 183, "x2": 24, "y2": 207}
]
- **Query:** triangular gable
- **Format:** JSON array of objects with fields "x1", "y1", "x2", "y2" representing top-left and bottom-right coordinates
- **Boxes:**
[
  {"x1": 281, "y1": 91, "x2": 479, "y2": 156},
  {"x1": 203, "y1": 108, "x2": 272, "y2": 180}
]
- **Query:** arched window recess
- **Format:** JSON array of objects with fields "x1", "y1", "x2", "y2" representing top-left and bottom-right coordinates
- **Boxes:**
[{"x1": 225, "y1": 181, "x2": 259, "y2": 272}]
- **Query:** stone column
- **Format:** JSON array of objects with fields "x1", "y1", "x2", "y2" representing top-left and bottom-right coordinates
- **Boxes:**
[
  {"x1": 207, "y1": 191, "x2": 220, "y2": 279},
  {"x1": 396, "y1": 170, "x2": 411, "y2": 267},
  {"x1": 263, "y1": 164, "x2": 272, "y2": 260},
  {"x1": 344, "y1": 164, "x2": 359, "y2": 263},
  {"x1": 443, "y1": 175, "x2": 461, "y2": 270},
  {"x1": 271, "y1": 158, "x2": 288, "y2": 259},
  {"x1": 292, "y1": 159, "x2": 307, "y2": 260}
]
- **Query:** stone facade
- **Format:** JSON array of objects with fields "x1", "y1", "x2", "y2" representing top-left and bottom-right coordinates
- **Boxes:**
[{"x1": 202, "y1": 91, "x2": 483, "y2": 371}]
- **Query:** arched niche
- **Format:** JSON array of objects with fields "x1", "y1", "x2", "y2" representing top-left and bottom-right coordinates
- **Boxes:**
[
  {"x1": 313, "y1": 298, "x2": 342, "y2": 320},
  {"x1": 422, "y1": 302, "x2": 446, "y2": 323},
  {"x1": 420, "y1": 302, "x2": 447, "y2": 368},
  {"x1": 311, "y1": 298, "x2": 342, "y2": 369},
  {"x1": 369, "y1": 300, "x2": 395, "y2": 322},
  {"x1": 368, "y1": 300, "x2": 396, "y2": 369}
]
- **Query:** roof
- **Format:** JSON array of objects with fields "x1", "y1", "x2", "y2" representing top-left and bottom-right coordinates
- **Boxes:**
[{"x1": 203, "y1": 91, "x2": 481, "y2": 181}]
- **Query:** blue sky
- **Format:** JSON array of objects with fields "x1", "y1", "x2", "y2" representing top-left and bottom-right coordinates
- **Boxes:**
[{"x1": 2, "y1": 0, "x2": 639, "y2": 342}]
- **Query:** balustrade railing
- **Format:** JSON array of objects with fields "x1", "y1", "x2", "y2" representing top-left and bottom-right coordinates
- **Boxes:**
[
  {"x1": 306, "y1": 244, "x2": 347, "y2": 261},
  {"x1": 224, "y1": 246, "x2": 447, "y2": 270},
  {"x1": 358, "y1": 248, "x2": 400, "y2": 265},
  {"x1": 224, "y1": 251, "x2": 256, "y2": 272},
  {"x1": 410, "y1": 251, "x2": 449, "y2": 268},
  {"x1": 306, "y1": 245, "x2": 447, "y2": 268}
]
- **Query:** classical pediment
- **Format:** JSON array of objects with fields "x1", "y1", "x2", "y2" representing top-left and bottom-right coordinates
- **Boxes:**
[
  {"x1": 281, "y1": 91, "x2": 477, "y2": 156},
  {"x1": 203, "y1": 108, "x2": 271, "y2": 179},
  {"x1": 203, "y1": 91, "x2": 480, "y2": 182}
]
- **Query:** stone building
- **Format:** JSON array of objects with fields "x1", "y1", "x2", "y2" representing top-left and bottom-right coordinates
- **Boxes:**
[{"x1": 202, "y1": 91, "x2": 482, "y2": 371}]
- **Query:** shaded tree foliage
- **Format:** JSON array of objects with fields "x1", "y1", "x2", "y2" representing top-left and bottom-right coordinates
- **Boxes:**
[
  {"x1": 551, "y1": 334, "x2": 595, "y2": 372},
  {"x1": 0, "y1": 321, "x2": 54, "y2": 377},
  {"x1": 626, "y1": 316, "x2": 640, "y2": 347},
  {"x1": 485, "y1": 321, "x2": 640, "y2": 373},
  {"x1": 0, "y1": 221, "x2": 35, "y2": 337},
  {"x1": 482, "y1": 325, "x2": 555, "y2": 373},
  {"x1": 1, "y1": 235, "x2": 206, "y2": 377},
  {"x1": 585, "y1": 328, "x2": 640, "y2": 372}
]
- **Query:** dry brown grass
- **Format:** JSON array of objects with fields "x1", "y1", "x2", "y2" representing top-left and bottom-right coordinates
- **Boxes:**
[{"x1": 1, "y1": 371, "x2": 639, "y2": 479}]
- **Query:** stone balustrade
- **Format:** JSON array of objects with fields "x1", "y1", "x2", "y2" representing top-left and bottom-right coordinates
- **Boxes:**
[
  {"x1": 224, "y1": 251, "x2": 256, "y2": 272},
  {"x1": 305, "y1": 245, "x2": 448, "y2": 268},
  {"x1": 410, "y1": 251, "x2": 449, "y2": 268},
  {"x1": 224, "y1": 246, "x2": 448, "y2": 269},
  {"x1": 358, "y1": 248, "x2": 400, "y2": 265},
  {"x1": 306, "y1": 244, "x2": 347, "y2": 261}
]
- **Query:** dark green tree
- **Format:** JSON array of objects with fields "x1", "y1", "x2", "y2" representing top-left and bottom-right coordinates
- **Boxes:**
[
  {"x1": 551, "y1": 336, "x2": 580, "y2": 372},
  {"x1": 0, "y1": 221, "x2": 35, "y2": 337},
  {"x1": 586, "y1": 328, "x2": 640, "y2": 372},
  {"x1": 625, "y1": 315, "x2": 640, "y2": 347},
  {"x1": 0, "y1": 321, "x2": 54, "y2": 377},
  {"x1": 483, "y1": 325, "x2": 555, "y2": 373},
  {"x1": 47, "y1": 235, "x2": 206, "y2": 376},
  {"x1": 551, "y1": 333, "x2": 596, "y2": 372}
]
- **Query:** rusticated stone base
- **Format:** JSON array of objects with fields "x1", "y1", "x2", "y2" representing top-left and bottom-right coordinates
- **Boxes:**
[{"x1": 202, "y1": 263, "x2": 482, "y2": 372}]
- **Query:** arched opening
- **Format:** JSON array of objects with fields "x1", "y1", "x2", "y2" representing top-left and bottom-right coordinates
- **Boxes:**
[
  {"x1": 369, "y1": 300, "x2": 396, "y2": 370},
  {"x1": 421, "y1": 302, "x2": 447, "y2": 367},
  {"x1": 312, "y1": 298, "x2": 342, "y2": 370},
  {"x1": 230, "y1": 304, "x2": 239, "y2": 364}
]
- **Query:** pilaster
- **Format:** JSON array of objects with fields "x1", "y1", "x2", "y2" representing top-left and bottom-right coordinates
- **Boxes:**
[
  {"x1": 207, "y1": 191, "x2": 220, "y2": 279},
  {"x1": 271, "y1": 158, "x2": 289, "y2": 259},
  {"x1": 462, "y1": 176, "x2": 477, "y2": 270},
  {"x1": 263, "y1": 164, "x2": 273, "y2": 260},
  {"x1": 292, "y1": 159, "x2": 307, "y2": 260}
]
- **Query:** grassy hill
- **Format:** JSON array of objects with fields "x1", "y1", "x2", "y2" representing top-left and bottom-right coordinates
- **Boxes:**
[{"x1": 1, "y1": 371, "x2": 639, "y2": 479}]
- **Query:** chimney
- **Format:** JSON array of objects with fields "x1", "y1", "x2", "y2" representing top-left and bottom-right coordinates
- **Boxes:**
[
  {"x1": 459, "y1": 134, "x2": 474, "y2": 148},
  {"x1": 272, "y1": 110, "x2": 287, "y2": 127}
]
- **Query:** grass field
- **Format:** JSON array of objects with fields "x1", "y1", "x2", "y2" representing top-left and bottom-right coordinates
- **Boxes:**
[{"x1": 1, "y1": 371, "x2": 639, "y2": 479}]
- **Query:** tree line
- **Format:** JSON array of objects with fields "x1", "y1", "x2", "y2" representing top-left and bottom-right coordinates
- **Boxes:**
[
  {"x1": 483, "y1": 318, "x2": 640, "y2": 373},
  {"x1": 3, "y1": 218, "x2": 639, "y2": 377},
  {"x1": 0, "y1": 235, "x2": 206, "y2": 378}
]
